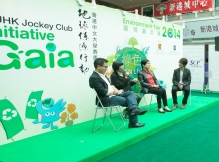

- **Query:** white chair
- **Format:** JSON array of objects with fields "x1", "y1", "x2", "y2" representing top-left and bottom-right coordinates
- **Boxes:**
[{"x1": 92, "y1": 90, "x2": 126, "y2": 133}]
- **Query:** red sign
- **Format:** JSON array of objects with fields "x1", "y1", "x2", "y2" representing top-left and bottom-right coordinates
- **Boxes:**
[{"x1": 154, "y1": 0, "x2": 213, "y2": 17}]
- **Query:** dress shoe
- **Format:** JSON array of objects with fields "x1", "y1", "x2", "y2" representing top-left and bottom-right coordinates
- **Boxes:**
[
  {"x1": 128, "y1": 123, "x2": 145, "y2": 128},
  {"x1": 164, "y1": 107, "x2": 172, "y2": 112},
  {"x1": 173, "y1": 104, "x2": 178, "y2": 110},
  {"x1": 130, "y1": 108, "x2": 147, "y2": 116},
  {"x1": 158, "y1": 108, "x2": 165, "y2": 113},
  {"x1": 123, "y1": 109, "x2": 128, "y2": 119},
  {"x1": 180, "y1": 104, "x2": 185, "y2": 109}
]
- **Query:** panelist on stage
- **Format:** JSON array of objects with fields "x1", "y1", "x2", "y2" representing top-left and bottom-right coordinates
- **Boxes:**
[
  {"x1": 172, "y1": 58, "x2": 191, "y2": 109},
  {"x1": 138, "y1": 60, "x2": 172, "y2": 113},
  {"x1": 110, "y1": 60, "x2": 142, "y2": 118},
  {"x1": 89, "y1": 58, "x2": 147, "y2": 128}
]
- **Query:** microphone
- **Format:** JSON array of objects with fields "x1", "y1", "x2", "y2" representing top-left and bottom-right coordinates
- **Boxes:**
[{"x1": 123, "y1": 70, "x2": 132, "y2": 80}]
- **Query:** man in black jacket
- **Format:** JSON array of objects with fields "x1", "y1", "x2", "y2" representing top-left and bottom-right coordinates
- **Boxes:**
[
  {"x1": 172, "y1": 58, "x2": 191, "y2": 109},
  {"x1": 89, "y1": 58, "x2": 147, "y2": 128}
]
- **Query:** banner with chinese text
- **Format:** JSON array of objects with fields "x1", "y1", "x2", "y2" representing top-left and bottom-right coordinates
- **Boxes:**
[
  {"x1": 154, "y1": 0, "x2": 213, "y2": 17},
  {"x1": 183, "y1": 18, "x2": 219, "y2": 39}
]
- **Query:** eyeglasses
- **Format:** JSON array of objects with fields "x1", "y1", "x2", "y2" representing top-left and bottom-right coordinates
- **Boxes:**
[{"x1": 100, "y1": 66, "x2": 108, "y2": 68}]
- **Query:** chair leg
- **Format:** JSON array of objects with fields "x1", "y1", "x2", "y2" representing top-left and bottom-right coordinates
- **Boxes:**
[
  {"x1": 108, "y1": 107, "x2": 125, "y2": 132},
  {"x1": 92, "y1": 106, "x2": 126, "y2": 133},
  {"x1": 109, "y1": 106, "x2": 126, "y2": 119},
  {"x1": 143, "y1": 95, "x2": 149, "y2": 110},
  {"x1": 92, "y1": 108, "x2": 106, "y2": 133}
]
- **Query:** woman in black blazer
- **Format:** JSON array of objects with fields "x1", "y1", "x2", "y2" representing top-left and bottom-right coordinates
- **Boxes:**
[
  {"x1": 138, "y1": 59, "x2": 172, "y2": 113},
  {"x1": 110, "y1": 61, "x2": 142, "y2": 118}
]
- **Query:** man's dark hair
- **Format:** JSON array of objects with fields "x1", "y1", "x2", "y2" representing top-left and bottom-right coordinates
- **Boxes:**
[
  {"x1": 112, "y1": 61, "x2": 123, "y2": 71},
  {"x1": 179, "y1": 58, "x2": 188, "y2": 66},
  {"x1": 94, "y1": 58, "x2": 108, "y2": 68},
  {"x1": 141, "y1": 59, "x2": 150, "y2": 69}
]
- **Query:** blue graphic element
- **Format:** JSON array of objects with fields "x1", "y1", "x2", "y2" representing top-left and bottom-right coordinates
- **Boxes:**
[
  {"x1": 158, "y1": 80, "x2": 167, "y2": 90},
  {"x1": 142, "y1": 47, "x2": 150, "y2": 56},
  {"x1": 173, "y1": 45, "x2": 176, "y2": 51},
  {"x1": 35, "y1": 98, "x2": 66, "y2": 130},
  {"x1": 32, "y1": 60, "x2": 40, "y2": 65},
  {"x1": 46, "y1": 42, "x2": 56, "y2": 52},
  {"x1": 168, "y1": 29, "x2": 173, "y2": 38}
]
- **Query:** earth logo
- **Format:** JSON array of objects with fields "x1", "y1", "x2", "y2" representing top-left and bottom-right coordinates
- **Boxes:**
[
  {"x1": 42, "y1": 98, "x2": 54, "y2": 108},
  {"x1": 115, "y1": 37, "x2": 148, "y2": 93}
]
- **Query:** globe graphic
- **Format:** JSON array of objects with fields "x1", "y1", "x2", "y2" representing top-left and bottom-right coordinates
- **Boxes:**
[
  {"x1": 168, "y1": 28, "x2": 173, "y2": 38},
  {"x1": 46, "y1": 42, "x2": 56, "y2": 52},
  {"x1": 116, "y1": 47, "x2": 147, "y2": 93},
  {"x1": 42, "y1": 98, "x2": 54, "y2": 108}
]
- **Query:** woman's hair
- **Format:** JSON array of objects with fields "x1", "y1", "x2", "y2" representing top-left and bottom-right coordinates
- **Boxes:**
[
  {"x1": 179, "y1": 58, "x2": 188, "y2": 66},
  {"x1": 112, "y1": 61, "x2": 123, "y2": 71},
  {"x1": 141, "y1": 59, "x2": 150, "y2": 69}
]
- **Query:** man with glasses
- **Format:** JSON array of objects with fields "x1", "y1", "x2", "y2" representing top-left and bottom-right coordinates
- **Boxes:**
[{"x1": 89, "y1": 58, "x2": 147, "y2": 128}]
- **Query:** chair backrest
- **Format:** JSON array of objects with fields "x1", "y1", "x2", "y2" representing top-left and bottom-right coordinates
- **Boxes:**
[{"x1": 93, "y1": 89, "x2": 105, "y2": 108}]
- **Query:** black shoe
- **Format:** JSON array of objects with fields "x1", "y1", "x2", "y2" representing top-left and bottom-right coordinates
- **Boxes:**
[
  {"x1": 128, "y1": 123, "x2": 145, "y2": 128},
  {"x1": 130, "y1": 108, "x2": 147, "y2": 116}
]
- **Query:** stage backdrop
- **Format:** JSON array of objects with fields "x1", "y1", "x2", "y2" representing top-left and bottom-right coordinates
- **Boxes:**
[
  {"x1": 183, "y1": 45, "x2": 205, "y2": 91},
  {"x1": 208, "y1": 44, "x2": 219, "y2": 92},
  {"x1": 0, "y1": 0, "x2": 183, "y2": 145}
]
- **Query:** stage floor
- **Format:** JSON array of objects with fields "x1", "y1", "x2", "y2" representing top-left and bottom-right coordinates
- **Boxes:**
[{"x1": 1, "y1": 95, "x2": 219, "y2": 162}]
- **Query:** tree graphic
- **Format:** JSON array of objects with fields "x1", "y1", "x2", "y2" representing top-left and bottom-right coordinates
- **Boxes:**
[{"x1": 128, "y1": 37, "x2": 138, "y2": 49}]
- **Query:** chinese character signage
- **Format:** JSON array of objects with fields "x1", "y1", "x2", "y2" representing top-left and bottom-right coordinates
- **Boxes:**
[
  {"x1": 183, "y1": 18, "x2": 219, "y2": 39},
  {"x1": 154, "y1": 0, "x2": 213, "y2": 17}
]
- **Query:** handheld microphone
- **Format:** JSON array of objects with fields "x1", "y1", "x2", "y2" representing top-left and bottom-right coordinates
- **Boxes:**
[{"x1": 123, "y1": 70, "x2": 132, "y2": 80}]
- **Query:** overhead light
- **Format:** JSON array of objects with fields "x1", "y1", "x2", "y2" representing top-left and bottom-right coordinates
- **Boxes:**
[
  {"x1": 77, "y1": 0, "x2": 85, "y2": 6},
  {"x1": 162, "y1": 15, "x2": 165, "y2": 23},
  {"x1": 209, "y1": 8, "x2": 213, "y2": 11},
  {"x1": 92, "y1": 0, "x2": 96, "y2": 8},
  {"x1": 135, "y1": 9, "x2": 139, "y2": 19},
  {"x1": 122, "y1": 10, "x2": 127, "y2": 16},
  {"x1": 194, "y1": 11, "x2": 198, "y2": 18},
  {"x1": 182, "y1": 22, "x2": 185, "y2": 29}
]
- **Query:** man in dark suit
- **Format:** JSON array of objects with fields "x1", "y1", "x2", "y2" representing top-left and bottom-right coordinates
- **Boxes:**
[
  {"x1": 89, "y1": 58, "x2": 147, "y2": 128},
  {"x1": 172, "y1": 58, "x2": 191, "y2": 109}
]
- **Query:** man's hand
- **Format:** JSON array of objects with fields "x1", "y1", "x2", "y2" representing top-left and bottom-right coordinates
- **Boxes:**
[
  {"x1": 117, "y1": 89, "x2": 124, "y2": 95},
  {"x1": 178, "y1": 84, "x2": 183, "y2": 90}
]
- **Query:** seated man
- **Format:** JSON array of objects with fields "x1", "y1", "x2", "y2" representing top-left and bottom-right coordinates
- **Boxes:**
[
  {"x1": 110, "y1": 60, "x2": 142, "y2": 118},
  {"x1": 172, "y1": 58, "x2": 191, "y2": 109},
  {"x1": 89, "y1": 58, "x2": 147, "y2": 128}
]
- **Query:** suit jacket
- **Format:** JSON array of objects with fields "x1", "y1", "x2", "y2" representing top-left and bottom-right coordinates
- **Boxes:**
[
  {"x1": 172, "y1": 68, "x2": 191, "y2": 87},
  {"x1": 89, "y1": 71, "x2": 110, "y2": 107},
  {"x1": 110, "y1": 71, "x2": 136, "y2": 92},
  {"x1": 138, "y1": 69, "x2": 159, "y2": 93}
]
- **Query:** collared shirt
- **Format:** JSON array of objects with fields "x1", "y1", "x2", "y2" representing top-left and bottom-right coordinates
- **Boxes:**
[
  {"x1": 145, "y1": 70, "x2": 156, "y2": 85},
  {"x1": 179, "y1": 69, "x2": 184, "y2": 84},
  {"x1": 95, "y1": 71, "x2": 115, "y2": 97},
  {"x1": 117, "y1": 71, "x2": 123, "y2": 77}
]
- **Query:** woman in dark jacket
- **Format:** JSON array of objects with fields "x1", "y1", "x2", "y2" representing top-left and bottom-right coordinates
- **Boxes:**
[
  {"x1": 138, "y1": 59, "x2": 172, "y2": 113},
  {"x1": 110, "y1": 61, "x2": 142, "y2": 118}
]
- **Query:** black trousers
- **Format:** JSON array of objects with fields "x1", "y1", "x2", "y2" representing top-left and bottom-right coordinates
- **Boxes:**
[
  {"x1": 148, "y1": 87, "x2": 168, "y2": 108},
  {"x1": 171, "y1": 85, "x2": 190, "y2": 105}
]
